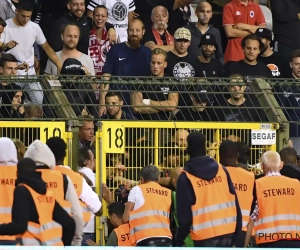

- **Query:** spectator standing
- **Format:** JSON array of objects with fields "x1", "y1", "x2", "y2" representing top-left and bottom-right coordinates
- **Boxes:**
[
  {"x1": 197, "y1": 34, "x2": 224, "y2": 77},
  {"x1": 0, "y1": 0, "x2": 18, "y2": 20},
  {"x1": 255, "y1": 28, "x2": 286, "y2": 78},
  {"x1": 245, "y1": 151, "x2": 300, "y2": 248},
  {"x1": 175, "y1": 132, "x2": 242, "y2": 247},
  {"x1": 0, "y1": 158, "x2": 75, "y2": 246},
  {"x1": 78, "y1": 114, "x2": 96, "y2": 154},
  {"x1": 131, "y1": 48, "x2": 179, "y2": 121},
  {"x1": 143, "y1": 6, "x2": 174, "y2": 52},
  {"x1": 45, "y1": 24, "x2": 95, "y2": 75},
  {"x1": 280, "y1": 147, "x2": 300, "y2": 181},
  {"x1": 226, "y1": 34, "x2": 272, "y2": 77},
  {"x1": 186, "y1": 2, "x2": 223, "y2": 64},
  {"x1": 123, "y1": 165, "x2": 173, "y2": 246},
  {"x1": 219, "y1": 140, "x2": 255, "y2": 247},
  {"x1": 0, "y1": 137, "x2": 18, "y2": 245},
  {"x1": 270, "y1": 0, "x2": 300, "y2": 67},
  {"x1": 49, "y1": 0, "x2": 115, "y2": 54},
  {"x1": 0, "y1": 0, "x2": 62, "y2": 104},
  {"x1": 88, "y1": 5, "x2": 112, "y2": 76},
  {"x1": 223, "y1": 0, "x2": 266, "y2": 64},
  {"x1": 87, "y1": 0, "x2": 135, "y2": 43},
  {"x1": 99, "y1": 19, "x2": 151, "y2": 116}
]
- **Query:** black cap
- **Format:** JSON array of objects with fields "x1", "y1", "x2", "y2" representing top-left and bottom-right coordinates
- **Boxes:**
[
  {"x1": 61, "y1": 58, "x2": 85, "y2": 75},
  {"x1": 192, "y1": 89, "x2": 212, "y2": 104},
  {"x1": 198, "y1": 33, "x2": 218, "y2": 50},
  {"x1": 255, "y1": 28, "x2": 273, "y2": 41}
]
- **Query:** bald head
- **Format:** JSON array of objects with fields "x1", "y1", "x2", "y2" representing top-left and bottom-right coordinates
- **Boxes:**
[
  {"x1": 128, "y1": 18, "x2": 144, "y2": 30},
  {"x1": 196, "y1": 1, "x2": 212, "y2": 11},
  {"x1": 196, "y1": 1, "x2": 212, "y2": 25},
  {"x1": 170, "y1": 167, "x2": 183, "y2": 189},
  {"x1": 261, "y1": 150, "x2": 282, "y2": 173}
]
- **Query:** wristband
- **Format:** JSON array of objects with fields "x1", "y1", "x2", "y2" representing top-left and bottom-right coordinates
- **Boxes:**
[{"x1": 142, "y1": 99, "x2": 151, "y2": 106}]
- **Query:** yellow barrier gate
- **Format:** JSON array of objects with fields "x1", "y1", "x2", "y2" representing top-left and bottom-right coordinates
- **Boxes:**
[{"x1": 95, "y1": 121, "x2": 279, "y2": 245}]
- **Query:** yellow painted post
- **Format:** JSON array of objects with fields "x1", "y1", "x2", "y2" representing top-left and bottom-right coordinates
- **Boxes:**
[{"x1": 154, "y1": 128, "x2": 159, "y2": 167}]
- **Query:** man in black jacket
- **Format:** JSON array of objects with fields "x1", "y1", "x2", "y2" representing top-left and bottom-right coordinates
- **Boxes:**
[
  {"x1": 49, "y1": 0, "x2": 115, "y2": 54},
  {"x1": 279, "y1": 147, "x2": 300, "y2": 181},
  {"x1": 0, "y1": 158, "x2": 75, "y2": 245}
]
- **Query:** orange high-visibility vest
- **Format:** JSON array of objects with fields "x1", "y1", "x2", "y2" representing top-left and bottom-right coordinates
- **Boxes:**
[
  {"x1": 0, "y1": 166, "x2": 17, "y2": 241},
  {"x1": 55, "y1": 166, "x2": 91, "y2": 223},
  {"x1": 129, "y1": 182, "x2": 172, "y2": 245},
  {"x1": 255, "y1": 176, "x2": 300, "y2": 244},
  {"x1": 16, "y1": 184, "x2": 63, "y2": 246},
  {"x1": 114, "y1": 223, "x2": 136, "y2": 246},
  {"x1": 36, "y1": 169, "x2": 72, "y2": 214},
  {"x1": 226, "y1": 166, "x2": 254, "y2": 232},
  {"x1": 184, "y1": 164, "x2": 237, "y2": 241}
]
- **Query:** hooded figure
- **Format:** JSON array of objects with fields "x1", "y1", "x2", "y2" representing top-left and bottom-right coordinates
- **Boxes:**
[
  {"x1": 0, "y1": 137, "x2": 18, "y2": 166},
  {"x1": 24, "y1": 140, "x2": 84, "y2": 246}
]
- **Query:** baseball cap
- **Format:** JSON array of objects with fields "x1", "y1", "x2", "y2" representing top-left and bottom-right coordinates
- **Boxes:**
[
  {"x1": 192, "y1": 90, "x2": 212, "y2": 104},
  {"x1": 61, "y1": 58, "x2": 85, "y2": 75},
  {"x1": 255, "y1": 28, "x2": 273, "y2": 41},
  {"x1": 198, "y1": 33, "x2": 218, "y2": 50},
  {"x1": 174, "y1": 27, "x2": 191, "y2": 41}
]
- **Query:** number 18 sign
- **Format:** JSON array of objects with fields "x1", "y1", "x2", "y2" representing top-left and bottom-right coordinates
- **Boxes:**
[{"x1": 105, "y1": 124, "x2": 125, "y2": 153}]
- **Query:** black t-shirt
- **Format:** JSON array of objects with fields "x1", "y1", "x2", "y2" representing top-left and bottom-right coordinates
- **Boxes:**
[
  {"x1": 257, "y1": 52, "x2": 288, "y2": 78},
  {"x1": 136, "y1": 76, "x2": 175, "y2": 120},
  {"x1": 142, "y1": 29, "x2": 169, "y2": 45},
  {"x1": 199, "y1": 58, "x2": 224, "y2": 77},
  {"x1": 215, "y1": 96, "x2": 267, "y2": 122},
  {"x1": 225, "y1": 60, "x2": 273, "y2": 78},
  {"x1": 174, "y1": 107, "x2": 219, "y2": 121}
]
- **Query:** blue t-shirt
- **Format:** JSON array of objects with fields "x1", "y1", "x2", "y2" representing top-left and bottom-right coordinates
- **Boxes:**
[{"x1": 103, "y1": 42, "x2": 151, "y2": 111}]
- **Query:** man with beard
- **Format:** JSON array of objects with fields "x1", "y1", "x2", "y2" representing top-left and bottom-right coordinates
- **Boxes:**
[
  {"x1": 255, "y1": 28, "x2": 286, "y2": 78},
  {"x1": 216, "y1": 74, "x2": 267, "y2": 122},
  {"x1": 185, "y1": 1, "x2": 223, "y2": 64},
  {"x1": 45, "y1": 24, "x2": 95, "y2": 75},
  {"x1": 225, "y1": 34, "x2": 272, "y2": 78},
  {"x1": 198, "y1": 34, "x2": 224, "y2": 77},
  {"x1": 143, "y1": 6, "x2": 174, "y2": 52},
  {"x1": 99, "y1": 18, "x2": 151, "y2": 116}
]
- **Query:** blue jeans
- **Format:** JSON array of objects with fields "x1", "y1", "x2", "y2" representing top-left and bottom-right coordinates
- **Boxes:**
[
  {"x1": 81, "y1": 233, "x2": 95, "y2": 246},
  {"x1": 0, "y1": 240, "x2": 16, "y2": 245}
]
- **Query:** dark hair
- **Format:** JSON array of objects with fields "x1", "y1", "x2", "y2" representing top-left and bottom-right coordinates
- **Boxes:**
[
  {"x1": 219, "y1": 140, "x2": 239, "y2": 164},
  {"x1": 236, "y1": 142, "x2": 251, "y2": 164},
  {"x1": 0, "y1": 54, "x2": 18, "y2": 68},
  {"x1": 78, "y1": 147, "x2": 91, "y2": 167},
  {"x1": 0, "y1": 17, "x2": 6, "y2": 28},
  {"x1": 94, "y1": 5, "x2": 108, "y2": 15},
  {"x1": 60, "y1": 23, "x2": 80, "y2": 36},
  {"x1": 46, "y1": 137, "x2": 67, "y2": 163},
  {"x1": 1, "y1": 83, "x2": 23, "y2": 118},
  {"x1": 280, "y1": 147, "x2": 298, "y2": 165},
  {"x1": 18, "y1": 158, "x2": 36, "y2": 174},
  {"x1": 105, "y1": 92, "x2": 123, "y2": 101},
  {"x1": 108, "y1": 202, "x2": 125, "y2": 218},
  {"x1": 17, "y1": 0, "x2": 34, "y2": 11},
  {"x1": 241, "y1": 34, "x2": 264, "y2": 51},
  {"x1": 291, "y1": 50, "x2": 300, "y2": 62}
]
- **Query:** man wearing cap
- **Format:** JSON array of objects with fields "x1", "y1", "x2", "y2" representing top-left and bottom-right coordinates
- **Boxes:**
[
  {"x1": 198, "y1": 34, "x2": 224, "y2": 77},
  {"x1": 185, "y1": 1, "x2": 224, "y2": 64},
  {"x1": 45, "y1": 24, "x2": 95, "y2": 76},
  {"x1": 174, "y1": 92, "x2": 218, "y2": 121},
  {"x1": 165, "y1": 27, "x2": 204, "y2": 115},
  {"x1": 255, "y1": 28, "x2": 286, "y2": 78},
  {"x1": 175, "y1": 131, "x2": 242, "y2": 247}
]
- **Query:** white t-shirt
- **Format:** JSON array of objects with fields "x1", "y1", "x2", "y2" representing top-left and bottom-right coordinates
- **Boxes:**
[
  {"x1": 127, "y1": 185, "x2": 171, "y2": 243},
  {"x1": 79, "y1": 167, "x2": 97, "y2": 233},
  {"x1": 45, "y1": 51, "x2": 96, "y2": 75},
  {"x1": 0, "y1": 18, "x2": 46, "y2": 68},
  {"x1": 88, "y1": 0, "x2": 135, "y2": 43}
]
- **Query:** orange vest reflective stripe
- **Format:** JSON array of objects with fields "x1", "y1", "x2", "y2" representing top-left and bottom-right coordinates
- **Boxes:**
[
  {"x1": 0, "y1": 166, "x2": 17, "y2": 241},
  {"x1": 129, "y1": 182, "x2": 172, "y2": 244},
  {"x1": 184, "y1": 164, "x2": 237, "y2": 240},
  {"x1": 16, "y1": 184, "x2": 63, "y2": 246},
  {"x1": 114, "y1": 223, "x2": 136, "y2": 246},
  {"x1": 226, "y1": 166, "x2": 254, "y2": 232},
  {"x1": 254, "y1": 176, "x2": 300, "y2": 244},
  {"x1": 36, "y1": 169, "x2": 72, "y2": 215},
  {"x1": 55, "y1": 166, "x2": 91, "y2": 223}
]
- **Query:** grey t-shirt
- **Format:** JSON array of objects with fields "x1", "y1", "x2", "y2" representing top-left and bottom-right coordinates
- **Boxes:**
[{"x1": 44, "y1": 50, "x2": 96, "y2": 75}]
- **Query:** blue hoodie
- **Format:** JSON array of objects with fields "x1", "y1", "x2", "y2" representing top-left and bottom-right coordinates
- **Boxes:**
[{"x1": 175, "y1": 156, "x2": 242, "y2": 246}]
